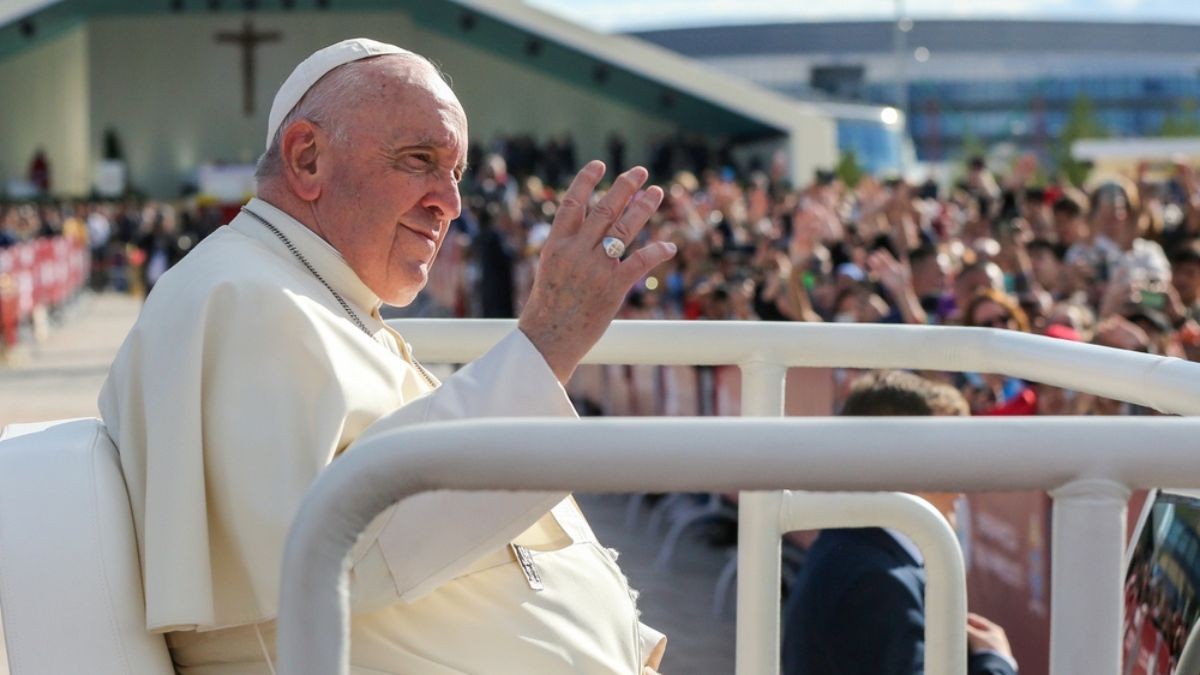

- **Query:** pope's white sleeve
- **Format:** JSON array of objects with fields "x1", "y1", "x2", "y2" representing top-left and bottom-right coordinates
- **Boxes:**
[
  {"x1": 346, "y1": 329, "x2": 577, "y2": 607},
  {"x1": 639, "y1": 622, "x2": 668, "y2": 671}
]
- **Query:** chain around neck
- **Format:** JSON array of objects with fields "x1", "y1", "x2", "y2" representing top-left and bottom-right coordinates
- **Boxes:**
[
  {"x1": 240, "y1": 206, "x2": 440, "y2": 389},
  {"x1": 240, "y1": 206, "x2": 373, "y2": 337}
]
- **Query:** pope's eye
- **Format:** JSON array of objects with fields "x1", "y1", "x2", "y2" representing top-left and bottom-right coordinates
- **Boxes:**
[{"x1": 400, "y1": 153, "x2": 434, "y2": 170}]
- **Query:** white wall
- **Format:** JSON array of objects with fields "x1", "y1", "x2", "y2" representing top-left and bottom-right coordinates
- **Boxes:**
[
  {"x1": 785, "y1": 113, "x2": 840, "y2": 180},
  {"x1": 407, "y1": 25, "x2": 676, "y2": 169},
  {"x1": 87, "y1": 13, "x2": 417, "y2": 197},
  {"x1": 83, "y1": 11, "x2": 676, "y2": 196},
  {"x1": 0, "y1": 26, "x2": 90, "y2": 195}
]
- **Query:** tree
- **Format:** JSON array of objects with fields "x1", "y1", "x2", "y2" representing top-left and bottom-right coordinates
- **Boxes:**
[
  {"x1": 835, "y1": 150, "x2": 864, "y2": 187},
  {"x1": 948, "y1": 128, "x2": 987, "y2": 187},
  {"x1": 1160, "y1": 99, "x2": 1200, "y2": 138},
  {"x1": 958, "y1": 129, "x2": 987, "y2": 165},
  {"x1": 1053, "y1": 95, "x2": 1108, "y2": 187}
]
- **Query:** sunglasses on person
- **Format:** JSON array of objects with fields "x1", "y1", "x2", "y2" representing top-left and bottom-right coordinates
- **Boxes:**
[{"x1": 976, "y1": 314, "x2": 1013, "y2": 329}]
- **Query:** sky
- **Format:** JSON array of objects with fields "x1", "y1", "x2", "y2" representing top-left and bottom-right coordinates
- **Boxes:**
[
  {"x1": 6, "y1": 0, "x2": 1199, "y2": 34},
  {"x1": 525, "y1": 0, "x2": 1200, "y2": 32},
  {"x1": 4, "y1": 0, "x2": 1198, "y2": 35}
]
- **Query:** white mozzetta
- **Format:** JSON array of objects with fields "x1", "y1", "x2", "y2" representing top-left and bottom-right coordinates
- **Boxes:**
[{"x1": 98, "y1": 199, "x2": 664, "y2": 673}]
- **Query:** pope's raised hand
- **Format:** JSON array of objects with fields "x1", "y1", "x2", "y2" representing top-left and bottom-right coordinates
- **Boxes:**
[{"x1": 518, "y1": 160, "x2": 676, "y2": 382}]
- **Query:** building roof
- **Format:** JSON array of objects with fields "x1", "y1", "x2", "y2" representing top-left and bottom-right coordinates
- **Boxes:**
[
  {"x1": 633, "y1": 19, "x2": 1200, "y2": 58},
  {"x1": 0, "y1": 0, "x2": 55, "y2": 28},
  {"x1": 452, "y1": 0, "x2": 828, "y2": 134}
]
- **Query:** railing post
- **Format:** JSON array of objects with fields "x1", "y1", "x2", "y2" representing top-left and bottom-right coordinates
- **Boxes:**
[
  {"x1": 1049, "y1": 479, "x2": 1129, "y2": 675},
  {"x1": 736, "y1": 361, "x2": 788, "y2": 675}
]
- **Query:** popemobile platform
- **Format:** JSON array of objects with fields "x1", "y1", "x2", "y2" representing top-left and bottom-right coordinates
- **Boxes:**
[{"x1": 2, "y1": 318, "x2": 1200, "y2": 675}]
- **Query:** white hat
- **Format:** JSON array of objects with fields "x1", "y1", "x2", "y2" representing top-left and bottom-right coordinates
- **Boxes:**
[{"x1": 265, "y1": 37, "x2": 411, "y2": 150}]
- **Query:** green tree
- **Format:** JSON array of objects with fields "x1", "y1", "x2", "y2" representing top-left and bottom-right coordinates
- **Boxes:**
[
  {"x1": 958, "y1": 129, "x2": 987, "y2": 165},
  {"x1": 948, "y1": 128, "x2": 987, "y2": 187},
  {"x1": 1053, "y1": 95, "x2": 1108, "y2": 186},
  {"x1": 1160, "y1": 99, "x2": 1200, "y2": 137},
  {"x1": 835, "y1": 150, "x2": 864, "y2": 187}
]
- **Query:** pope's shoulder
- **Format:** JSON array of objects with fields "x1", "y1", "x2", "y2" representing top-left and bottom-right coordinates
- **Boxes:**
[
  {"x1": 131, "y1": 223, "x2": 328, "y2": 336},
  {"x1": 156, "y1": 224, "x2": 296, "y2": 292},
  {"x1": 100, "y1": 223, "x2": 336, "y2": 425},
  {"x1": 150, "y1": 223, "x2": 322, "y2": 303}
]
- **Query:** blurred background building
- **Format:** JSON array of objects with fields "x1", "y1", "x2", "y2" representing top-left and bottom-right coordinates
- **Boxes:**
[
  {"x1": 635, "y1": 20, "x2": 1200, "y2": 168},
  {"x1": 0, "y1": 0, "x2": 907, "y2": 199}
]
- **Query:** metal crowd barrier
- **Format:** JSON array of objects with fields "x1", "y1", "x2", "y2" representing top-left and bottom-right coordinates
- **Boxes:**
[{"x1": 274, "y1": 319, "x2": 1200, "y2": 675}]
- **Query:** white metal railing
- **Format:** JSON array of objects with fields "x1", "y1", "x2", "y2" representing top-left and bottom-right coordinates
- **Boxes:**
[
  {"x1": 392, "y1": 320, "x2": 1200, "y2": 415},
  {"x1": 272, "y1": 320, "x2": 1200, "y2": 675},
  {"x1": 277, "y1": 417, "x2": 1200, "y2": 675},
  {"x1": 776, "y1": 491, "x2": 968, "y2": 673}
]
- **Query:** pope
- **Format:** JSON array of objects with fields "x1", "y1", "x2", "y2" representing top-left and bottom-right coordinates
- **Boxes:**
[{"x1": 100, "y1": 38, "x2": 675, "y2": 674}]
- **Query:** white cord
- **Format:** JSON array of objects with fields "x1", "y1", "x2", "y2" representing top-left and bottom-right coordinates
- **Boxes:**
[{"x1": 253, "y1": 623, "x2": 278, "y2": 675}]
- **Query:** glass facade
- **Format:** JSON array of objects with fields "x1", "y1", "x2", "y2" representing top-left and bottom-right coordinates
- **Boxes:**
[
  {"x1": 836, "y1": 119, "x2": 905, "y2": 175},
  {"x1": 865, "y1": 75, "x2": 1200, "y2": 161}
]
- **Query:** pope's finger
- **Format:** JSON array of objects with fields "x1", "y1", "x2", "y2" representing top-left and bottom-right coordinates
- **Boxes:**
[
  {"x1": 966, "y1": 613, "x2": 992, "y2": 627},
  {"x1": 582, "y1": 166, "x2": 649, "y2": 240},
  {"x1": 616, "y1": 241, "x2": 677, "y2": 290},
  {"x1": 555, "y1": 161, "x2": 606, "y2": 236},
  {"x1": 607, "y1": 186, "x2": 664, "y2": 245}
]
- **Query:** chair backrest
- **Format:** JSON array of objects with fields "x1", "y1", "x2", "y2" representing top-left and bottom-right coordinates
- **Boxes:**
[{"x1": 0, "y1": 419, "x2": 173, "y2": 675}]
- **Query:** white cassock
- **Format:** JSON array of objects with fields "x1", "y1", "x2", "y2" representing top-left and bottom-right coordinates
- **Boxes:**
[{"x1": 99, "y1": 198, "x2": 666, "y2": 674}]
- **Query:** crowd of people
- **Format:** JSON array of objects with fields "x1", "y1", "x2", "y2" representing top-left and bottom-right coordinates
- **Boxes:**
[
  {"x1": 4, "y1": 135, "x2": 1199, "y2": 416},
  {"x1": 449, "y1": 143, "x2": 1200, "y2": 417},
  {"x1": 0, "y1": 198, "x2": 223, "y2": 296}
]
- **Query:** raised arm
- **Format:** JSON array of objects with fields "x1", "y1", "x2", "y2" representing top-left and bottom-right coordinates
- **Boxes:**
[{"x1": 519, "y1": 162, "x2": 676, "y2": 383}]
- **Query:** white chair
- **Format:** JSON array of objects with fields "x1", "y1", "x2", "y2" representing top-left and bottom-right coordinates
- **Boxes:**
[{"x1": 0, "y1": 419, "x2": 173, "y2": 674}]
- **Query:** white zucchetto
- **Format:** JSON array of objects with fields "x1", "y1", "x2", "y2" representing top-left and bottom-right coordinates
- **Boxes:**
[{"x1": 266, "y1": 37, "x2": 411, "y2": 149}]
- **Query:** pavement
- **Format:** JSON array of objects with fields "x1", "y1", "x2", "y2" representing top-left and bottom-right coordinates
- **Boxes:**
[
  {"x1": 0, "y1": 291, "x2": 143, "y2": 428},
  {"x1": 0, "y1": 291, "x2": 738, "y2": 673},
  {"x1": 576, "y1": 494, "x2": 738, "y2": 674}
]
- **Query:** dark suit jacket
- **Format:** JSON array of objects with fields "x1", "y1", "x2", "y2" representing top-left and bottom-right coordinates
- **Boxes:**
[{"x1": 781, "y1": 528, "x2": 1017, "y2": 675}]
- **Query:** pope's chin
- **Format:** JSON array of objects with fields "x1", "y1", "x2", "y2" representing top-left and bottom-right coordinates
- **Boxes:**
[{"x1": 379, "y1": 268, "x2": 430, "y2": 307}]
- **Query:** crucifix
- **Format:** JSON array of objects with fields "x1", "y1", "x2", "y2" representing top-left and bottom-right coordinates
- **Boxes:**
[{"x1": 215, "y1": 19, "x2": 282, "y2": 116}]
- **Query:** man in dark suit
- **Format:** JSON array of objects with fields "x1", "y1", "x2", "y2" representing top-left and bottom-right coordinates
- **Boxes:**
[{"x1": 781, "y1": 370, "x2": 1018, "y2": 675}]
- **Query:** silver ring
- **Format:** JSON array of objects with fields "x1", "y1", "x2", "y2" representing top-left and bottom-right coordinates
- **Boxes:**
[{"x1": 602, "y1": 236, "x2": 626, "y2": 259}]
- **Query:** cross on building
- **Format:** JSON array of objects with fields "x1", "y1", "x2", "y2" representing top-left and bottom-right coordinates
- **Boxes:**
[{"x1": 215, "y1": 19, "x2": 281, "y2": 116}]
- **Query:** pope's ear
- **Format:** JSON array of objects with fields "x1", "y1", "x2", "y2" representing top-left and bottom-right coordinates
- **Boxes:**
[{"x1": 280, "y1": 120, "x2": 327, "y2": 202}]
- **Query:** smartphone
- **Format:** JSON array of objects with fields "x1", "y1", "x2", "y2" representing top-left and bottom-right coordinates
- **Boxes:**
[{"x1": 1141, "y1": 291, "x2": 1167, "y2": 311}]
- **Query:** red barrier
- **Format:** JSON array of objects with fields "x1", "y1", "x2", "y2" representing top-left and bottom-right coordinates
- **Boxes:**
[
  {"x1": 0, "y1": 236, "x2": 89, "y2": 351},
  {"x1": 0, "y1": 249, "x2": 17, "y2": 350},
  {"x1": 13, "y1": 242, "x2": 34, "y2": 322}
]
